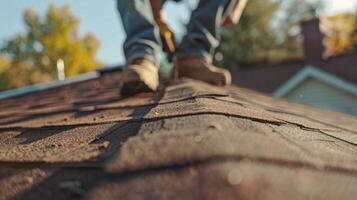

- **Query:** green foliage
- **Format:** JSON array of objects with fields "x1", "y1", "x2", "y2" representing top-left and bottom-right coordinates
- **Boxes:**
[
  {"x1": 216, "y1": 0, "x2": 320, "y2": 68},
  {"x1": 0, "y1": 4, "x2": 101, "y2": 90}
]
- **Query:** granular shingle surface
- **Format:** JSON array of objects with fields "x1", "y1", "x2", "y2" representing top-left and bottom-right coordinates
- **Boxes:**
[{"x1": 0, "y1": 71, "x2": 357, "y2": 200}]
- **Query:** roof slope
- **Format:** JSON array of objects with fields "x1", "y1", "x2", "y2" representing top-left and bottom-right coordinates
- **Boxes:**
[{"x1": 0, "y1": 72, "x2": 357, "y2": 200}]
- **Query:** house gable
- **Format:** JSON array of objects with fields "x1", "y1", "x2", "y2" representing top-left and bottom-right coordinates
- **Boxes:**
[
  {"x1": 273, "y1": 66, "x2": 357, "y2": 116},
  {"x1": 273, "y1": 66, "x2": 357, "y2": 97}
]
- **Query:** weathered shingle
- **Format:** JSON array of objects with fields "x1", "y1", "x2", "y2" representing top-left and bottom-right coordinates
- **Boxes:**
[{"x1": 0, "y1": 72, "x2": 356, "y2": 200}]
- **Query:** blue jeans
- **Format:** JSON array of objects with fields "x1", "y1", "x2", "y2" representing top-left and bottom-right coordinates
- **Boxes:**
[{"x1": 117, "y1": 0, "x2": 233, "y2": 65}]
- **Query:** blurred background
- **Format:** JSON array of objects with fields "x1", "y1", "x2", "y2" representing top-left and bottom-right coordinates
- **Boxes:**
[{"x1": 0, "y1": 0, "x2": 356, "y2": 115}]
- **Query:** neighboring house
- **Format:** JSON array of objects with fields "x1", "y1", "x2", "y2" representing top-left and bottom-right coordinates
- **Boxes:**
[
  {"x1": 273, "y1": 66, "x2": 357, "y2": 116},
  {"x1": 232, "y1": 17, "x2": 357, "y2": 116}
]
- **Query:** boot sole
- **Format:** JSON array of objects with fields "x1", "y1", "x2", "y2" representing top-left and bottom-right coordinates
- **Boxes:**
[{"x1": 120, "y1": 80, "x2": 155, "y2": 97}]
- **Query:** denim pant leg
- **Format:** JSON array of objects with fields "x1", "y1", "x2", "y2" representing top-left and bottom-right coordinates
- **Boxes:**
[
  {"x1": 176, "y1": 0, "x2": 233, "y2": 62},
  {"x1": 117, "y1": 0, "x2": 162, "y2": 65}
]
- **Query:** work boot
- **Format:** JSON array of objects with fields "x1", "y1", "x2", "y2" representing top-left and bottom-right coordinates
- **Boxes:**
[
  {"x1": 120, "y1": 58, "x2": 159, "y2": 96},
  {"x1": 174, "y1": 57, "x2": 231, "y2": 86}
]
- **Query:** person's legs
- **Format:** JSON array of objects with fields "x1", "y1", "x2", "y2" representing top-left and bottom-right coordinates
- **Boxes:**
[
  {"x1": 175, "y1": 0, "x2": 234, "y2": 86},
  {"x1": 117, "y1": 0, "x2": 163, "y2": 95},
  {"x1": 176, "y1": 0, "x2": 233, "y2": 62},
  {"x1": 117, "y1": 0, "x2": 162, "y2": 64}
]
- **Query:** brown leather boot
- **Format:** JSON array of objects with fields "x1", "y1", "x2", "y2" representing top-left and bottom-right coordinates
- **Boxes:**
[
  {"x1": 120, "y1": 58, "x2": 159, "y2": 96},
  {"x1": 174, "y1": 57, "x2": 232, "y2": 86}
]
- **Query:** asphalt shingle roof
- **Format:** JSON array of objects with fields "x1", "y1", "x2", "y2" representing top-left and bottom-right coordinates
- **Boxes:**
[{"x1": 0, "y1": 71, "x2": 357, "y2": 200}]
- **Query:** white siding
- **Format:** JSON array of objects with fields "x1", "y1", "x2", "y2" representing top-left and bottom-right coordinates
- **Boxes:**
[{"x1": 285, "y1": 77, "x2": 357, "y2": 116}]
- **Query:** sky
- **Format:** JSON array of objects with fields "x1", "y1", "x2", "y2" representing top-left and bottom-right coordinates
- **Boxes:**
[{"x1": 0, "y1": 0, "x2": 356, "y2": 66}]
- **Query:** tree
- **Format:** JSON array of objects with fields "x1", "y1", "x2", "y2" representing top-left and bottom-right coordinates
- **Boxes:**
[
  {"x1": 216, "y1": 0, "x2": 320, "y2": 69},
  {"x1": 0, "y1": 56, "x2": 9, "y2": 74},
  {"x1": 0, "y1": 4, "x2": 101, "y2": 90},
  {"x1": 323, "y1": 12, "x2": 357, "y2": 57},
  {"x1": 0, "y1": 56, "x2": 10, "y2": 90}
]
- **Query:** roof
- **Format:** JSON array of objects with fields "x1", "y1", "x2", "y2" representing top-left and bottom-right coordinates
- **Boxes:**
[
  {"x1": 0, "y1": 72, "x2": 99, "y2": 100},
  {"x1": 273, "y1": 65, "x2": 357, "y2": 97},
  {"x1": 1, "y1": 71, "x2": 357, "y2": 200},
  {"x1": 233, "y1": 53, "x2": 357, "y2": 93}
]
